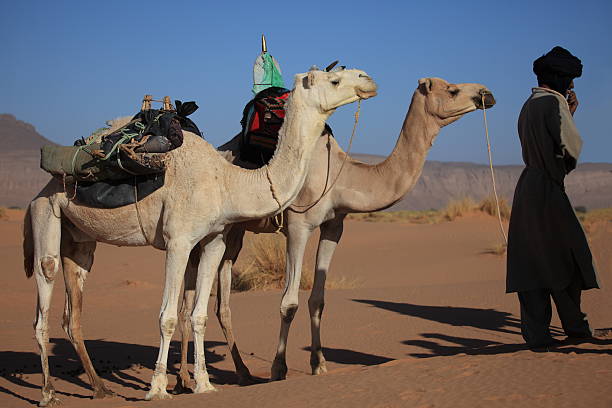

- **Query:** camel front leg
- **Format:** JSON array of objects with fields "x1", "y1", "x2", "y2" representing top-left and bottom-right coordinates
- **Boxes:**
[
  {"x1": 271, "y1": 223, "x2": 311, "y2": 381},
  {"x1": 191, "y1": 233, "x2": 227, "y2": 393},
  {"x1": 173, "y1": 246, "x2": 198, "y2": 394},
  {"x1": 309, "y1": 215, "x2": 344, "y2": 375},
  {"x1": 215, "y1": 226, "x2": 253, "y2": 385},
  {"x1": 145, "y1": 238, "x2": 192, "y2": 401},
  {"x1": 29, "y1": 199, "x2": 62, "y2": 407},
  {"x1": 61, "y1": 236, "x2": 116, "y2": 399}
]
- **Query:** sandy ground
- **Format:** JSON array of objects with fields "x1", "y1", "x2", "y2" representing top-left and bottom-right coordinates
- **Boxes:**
[{"x1": 1, "y1": 208, "x2": 610, "y2": 408}]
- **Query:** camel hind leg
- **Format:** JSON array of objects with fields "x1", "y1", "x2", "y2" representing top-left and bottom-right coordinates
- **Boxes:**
[
  {"x1": 60, "y1": 231, "x2": 115, "y2": 399},
  {"x1": 28, "y1": 198, "x2": 62, "y2": 407}
]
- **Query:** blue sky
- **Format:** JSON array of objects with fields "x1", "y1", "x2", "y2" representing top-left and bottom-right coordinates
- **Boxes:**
[{"x1": 1, "y1": 0, "x2": 611, "y2": 164}]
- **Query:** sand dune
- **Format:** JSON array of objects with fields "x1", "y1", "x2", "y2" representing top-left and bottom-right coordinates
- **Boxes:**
[{"x1": 1, "y1": 209, "x2": 610, "y2": 407}]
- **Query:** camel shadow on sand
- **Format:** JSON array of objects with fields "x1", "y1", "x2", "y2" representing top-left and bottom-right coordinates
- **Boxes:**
[
  {"x1": 0, "y1": 338, "x2": 244, "y2": 405},
  {"x1": 352, "y1": 300, "x2": 610, "y2": 358}
]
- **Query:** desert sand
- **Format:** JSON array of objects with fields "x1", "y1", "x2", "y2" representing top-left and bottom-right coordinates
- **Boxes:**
[{"x1": 1, "y1": 208, "x2": 610, "y2": 408}]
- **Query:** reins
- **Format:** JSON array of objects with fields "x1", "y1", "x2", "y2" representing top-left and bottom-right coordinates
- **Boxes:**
[
  {"x1": 481, "y1": 92, "x2": 508, "y2": 246},
  {"x1": 289, "y1": 99, "x2": 362, "y2": 213}
]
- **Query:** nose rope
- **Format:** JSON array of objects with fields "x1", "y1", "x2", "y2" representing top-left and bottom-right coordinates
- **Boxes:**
[
  {"x1": 481, "y1": 92, "x2": 508, "y2": 246},
  {"x1": 290, "y1": 99, "x2": 361, "y2": 212}
]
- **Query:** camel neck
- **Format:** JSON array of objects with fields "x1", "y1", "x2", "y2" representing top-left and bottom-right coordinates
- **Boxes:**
[{"x1": 346, "y1": 93, "x2": 440, "y2": 212}]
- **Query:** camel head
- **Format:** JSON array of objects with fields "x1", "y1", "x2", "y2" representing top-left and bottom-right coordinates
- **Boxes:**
[
  {"x1": 293, "y1": 67, "x2": 378, "y2": 113},
  {"x1": 416, "y1": 77, "x2": 496, "y2": 127}
]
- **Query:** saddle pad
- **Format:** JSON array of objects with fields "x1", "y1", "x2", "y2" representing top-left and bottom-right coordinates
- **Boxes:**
[{"x1": 74, "y1": 173, "x2": 165, "y2": 208}]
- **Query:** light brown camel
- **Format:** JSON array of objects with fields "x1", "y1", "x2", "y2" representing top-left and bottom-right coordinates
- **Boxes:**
[
  {"x1": 22, "y1": 67, "x2": 377, "y2": 406},
  {"x1": 175, "y1": 77, "x2": 496, "y2": 386}
]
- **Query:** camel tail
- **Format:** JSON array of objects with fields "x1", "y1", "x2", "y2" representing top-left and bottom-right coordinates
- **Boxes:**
[{"x1": 23, "y1": 205, "x2": 34, "y2": 278}]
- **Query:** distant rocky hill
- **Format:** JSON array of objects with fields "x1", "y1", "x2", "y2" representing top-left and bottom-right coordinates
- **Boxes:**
[
  {"x1": 1, "y1": 114, "x2": 611, "y2": 210},
  {"x1": 0, "y1": 114, "x2": 56, "y2": 208},
  {"x1": 0, "y1": 114, "x2": 57, "y2": 151}
]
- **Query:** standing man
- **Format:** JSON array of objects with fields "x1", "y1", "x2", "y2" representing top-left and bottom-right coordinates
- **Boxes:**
[{"x1": 507, "y1": 46, "x2": 599, "y2": 349}]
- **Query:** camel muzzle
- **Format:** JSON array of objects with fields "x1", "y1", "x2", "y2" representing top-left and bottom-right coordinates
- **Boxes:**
[{"x1": 474, "y1": 90, "x2": 496, "y2": 109}]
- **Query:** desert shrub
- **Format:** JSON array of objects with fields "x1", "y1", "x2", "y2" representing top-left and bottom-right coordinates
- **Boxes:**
[
  {"x1": 0, "y1": 207, "x2": 6, "y2": 220},
  {"x1": 478, "y1": 195, "x2": 511, "y2": 220},
  {"x1": 347, "y1": 210, "x2": 441, "y2": 224},
  {"x1": 482, "y1": 242, "x2": 507, "y2": 256},
  {"x1": 232, "y1": 234, "x2": 313, "y2": 292},
  {"x1": 231, "y1": 233, "x2": 358, "y2": 292},
  {"x1": 577, "y1": 207, "x2": 612, "y2": 233},
  {"x1": 442, "y1": 197, "x2": 477, "y2": 221}
]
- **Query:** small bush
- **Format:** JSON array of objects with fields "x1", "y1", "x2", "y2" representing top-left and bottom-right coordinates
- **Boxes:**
[
  {"x1": 479, "y1": 195, "x2": 511, "y2": 220},
  {"x1": 231, "y1": 233, "x2": 358, "y2": 292},
  {"x1": 442, "y1": 197, "x2": 477, "y2": 221},
  {"x1": 0, "y1": 207, "x2": 6, "y2": 220},
  {"x1": 232, "y1": 234, "x2": 313, "y2": 292},
  {"x1": 574, "y1": 206, "x2": 587, "y2": 214},
  {"x1": 483, "y1": 242, "x2": 507, "y2": 256},
  {"x1": 347, "y1": 210, "x2": 441, "y2": 224}
]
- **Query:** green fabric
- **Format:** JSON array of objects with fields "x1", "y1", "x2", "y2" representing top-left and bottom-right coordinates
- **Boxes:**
[
  {"x1": 252, "y1": 53, "x2": 285, "y2": 94},
  {"x1": 40, "y1": 144, "x2": 126, "y2": 182}
]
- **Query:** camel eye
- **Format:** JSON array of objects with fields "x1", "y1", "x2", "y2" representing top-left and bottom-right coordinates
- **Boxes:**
[
  {"x1": 331, "y1": 79, "x2": 340, "y2": 86},
  {"x1": 449, "y1": 88, "x2": 459, "y2": 97}
]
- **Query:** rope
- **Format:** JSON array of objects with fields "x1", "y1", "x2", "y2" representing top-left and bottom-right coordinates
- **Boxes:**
[
  {"x1": 289, "y1": 99, "x2": 362, "y2": 213},
  {"x1": 133, "y1": 176, "x2": 151, "y2": 244},
  {"x1": 62, "y1": 173, "x2": 78, "y2": 201},
  {"x1": 265, "y1": 165, "x2": 284, "y2": 233},
  {"x1": 481, "y1": 93, "x2": 508, "y2": 246}
]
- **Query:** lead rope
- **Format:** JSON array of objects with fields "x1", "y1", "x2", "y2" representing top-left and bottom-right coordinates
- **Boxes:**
[
  {"x1": 265, "y1": 166, "x2": 284, "y2": 233},
  {"x1": 289, "y1": 99, "x2": 362, "y2": 213},
  {"x1": 481, "y1": 93, "x2": 508, "y2": 246}
]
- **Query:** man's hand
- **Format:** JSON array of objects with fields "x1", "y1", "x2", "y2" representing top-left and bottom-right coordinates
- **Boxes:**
[{"x1": 567, "y1": 90, "x2": 579, "y2": 115}]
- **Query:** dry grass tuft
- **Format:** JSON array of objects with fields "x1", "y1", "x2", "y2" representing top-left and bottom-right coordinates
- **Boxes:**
[
  {"x1": 347, "y1": 210, "x2": 441, "y2": 224},
  {"x1": 478, "y1": 195, "x2": 511, "y2": 220},
  {"x1": 350, "y1": 196, "x2": 514, "y2": 224},
  {"x1": 482, "y1": 242, "x2": 507, "y2": 256},
  {"x1": 232, "y1": 233, "x2": 358, "y2": 292},
  {"x1": 577, "y1": 207, "x2": 612, "y2": 233},
  {"x1": 442, "y1": 197, "x2": 477, "y2": 221}
]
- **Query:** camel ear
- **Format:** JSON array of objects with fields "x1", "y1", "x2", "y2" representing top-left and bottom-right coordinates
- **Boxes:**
[
  {"x1": 418, "y1": 78, "x2": 433, "y2": 94},
  {"x1": 303, "y1": 71, "x2": 315, "y2": 89}
]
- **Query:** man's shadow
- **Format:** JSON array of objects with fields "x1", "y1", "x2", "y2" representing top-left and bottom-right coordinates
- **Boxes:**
[
  {"x1": 0, "y1": 338, "x2": 241, "y2": 405},
  {"x1": 352, "y1": 299, "x2": 611, "y2": 357}
]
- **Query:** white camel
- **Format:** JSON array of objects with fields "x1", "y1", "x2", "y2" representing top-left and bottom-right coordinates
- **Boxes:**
[
  {"x1": 23, "y1": 67, "x2": 377, "y2": 406},
  {"x1": 174, "y1": 77, "x2": 495, "y2": 385}
]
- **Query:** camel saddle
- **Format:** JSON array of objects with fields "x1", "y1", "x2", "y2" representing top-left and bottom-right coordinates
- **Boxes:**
[{"x1": 239, "y1": 87, "x2": 333, "y2": 165}]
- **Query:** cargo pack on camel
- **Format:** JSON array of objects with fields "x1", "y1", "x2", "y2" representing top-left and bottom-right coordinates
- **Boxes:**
[
  {"x1": 41, "y1": 96, "x2": 201, "y2": 182},
  {"x1": 39, "y1": 96, "x2": 201, "y2": 208}
]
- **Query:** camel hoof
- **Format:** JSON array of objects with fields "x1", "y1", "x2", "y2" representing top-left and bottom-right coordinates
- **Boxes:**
[
  {"x1": 145, "y1": 390, "x2": 172, "y2": 401},
  {"x1": 39, "y1": 395, "x2": 61, "y2": 407},
  {"x1": 193, "y1": 383, "x2": 217, "y2": 394},
  {"x1": 312, "y1": 363, "x2": 327, "y2": 375},
  {"x1": 93, "y1": 387, "x2": 116, "y2": 399},
  {"x1": 270, "y1": 361, "x2": 287, "y2": 381}
]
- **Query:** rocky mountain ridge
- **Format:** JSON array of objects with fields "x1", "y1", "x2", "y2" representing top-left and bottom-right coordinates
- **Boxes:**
[{"x1": 1, "y1": 114, "x2": 611, "y2": 210}]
